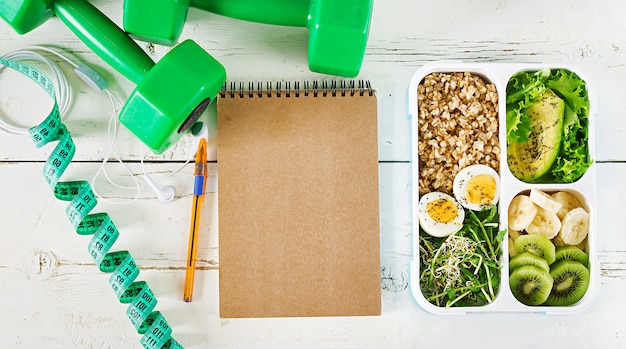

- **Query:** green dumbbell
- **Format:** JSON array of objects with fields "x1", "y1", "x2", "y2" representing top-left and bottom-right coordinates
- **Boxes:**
[
  {"x1": 123, "y1": 0, "x2": 372, "y2": 78},
  {"x1": 0, "y1": 0, "x2": 225, "y2": 154}
]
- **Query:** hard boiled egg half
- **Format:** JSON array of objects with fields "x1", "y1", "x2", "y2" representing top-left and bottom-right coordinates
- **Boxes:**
[
  {"x1": 453, "y1": 164, "x2": 500, "y2": 211},
  {"x1": 418, "y1": 192, "x2": 465, "y2": 237}
]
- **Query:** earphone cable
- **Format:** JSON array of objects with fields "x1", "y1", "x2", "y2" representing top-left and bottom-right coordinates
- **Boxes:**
[
  {"x1": 90, "y1": 89, "x2": 143, "y2": 205},
  {"x1": 0, "y1": 46, "x2": 201, "y2": 204},
  {"x1": 0, "y1": 47, "x2": 72, "y2": 132}
]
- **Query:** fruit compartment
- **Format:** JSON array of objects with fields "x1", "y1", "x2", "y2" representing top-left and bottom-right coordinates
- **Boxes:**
[
  {"x1": 408, "y1": 61, "x2": 597, "y2": 314},
  {"x1": 503, "y1": 186, "x2": 597, "y2": 310}
]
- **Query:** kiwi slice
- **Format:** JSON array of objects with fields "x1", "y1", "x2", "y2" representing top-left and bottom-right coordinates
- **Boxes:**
[
  {"x1": 545, "y1": 260, "x2": 590, "y2": 306},
  {"x1": 510, "y1": 252, "x2": 550, "y2": 272},
  {"x1": 514, "y1": 234, "x2": 556, "y2": 265},
  {"x1": 509, "y1": 265, "x2": 554, "y2": 305},
  {"x1": 554, "y1": 245, "x2": 589, "y2": 267}
]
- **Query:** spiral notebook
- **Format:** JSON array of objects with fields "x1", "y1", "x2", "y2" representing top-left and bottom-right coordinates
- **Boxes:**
[{"x1": 217, "y1": 81, "x2": 380, "y2": 318}]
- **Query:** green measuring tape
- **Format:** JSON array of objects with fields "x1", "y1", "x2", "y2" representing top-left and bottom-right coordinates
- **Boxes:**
[{"x1": 0, "y1": 58, "x2": 184, "y2": 349}]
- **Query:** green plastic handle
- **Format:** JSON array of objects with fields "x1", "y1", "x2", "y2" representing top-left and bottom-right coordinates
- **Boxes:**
[
  {"x1": 190, "y1": 0, "x2": 309, "y2": 27},
  {"x1": 53, "y1": 0, "x2": 154, "y2": 85}
]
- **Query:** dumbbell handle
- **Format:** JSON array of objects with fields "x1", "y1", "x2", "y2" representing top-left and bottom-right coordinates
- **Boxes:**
[
  {"x1": 190, "y1": 0, "x2": 308, "y2": 27},
  {"x1": 54, "y1": 0, "x2": 154, "y2": 85}
]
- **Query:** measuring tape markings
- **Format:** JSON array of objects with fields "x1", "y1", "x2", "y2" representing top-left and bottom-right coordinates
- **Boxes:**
[{"x1": 1, "y1": 58, "x2": 183, "y2": 349}]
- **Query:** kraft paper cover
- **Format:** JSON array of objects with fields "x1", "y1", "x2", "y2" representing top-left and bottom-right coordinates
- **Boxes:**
[{"x1": 217, "y1": 86, "x2": 380, "y2": 318}]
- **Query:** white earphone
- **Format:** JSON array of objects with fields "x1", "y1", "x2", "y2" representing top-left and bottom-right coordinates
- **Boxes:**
[
  {"x1": 143, "y1": 174, "x2": 176, "y2": 203},
  {"x1": 143, "y1": 122, "x2": 209, "y2": 203}
]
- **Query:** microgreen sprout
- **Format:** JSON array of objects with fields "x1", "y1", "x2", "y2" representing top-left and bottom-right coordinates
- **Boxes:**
[{"x1": 420, "y1": 205, "x2": 504, "y2": 307}]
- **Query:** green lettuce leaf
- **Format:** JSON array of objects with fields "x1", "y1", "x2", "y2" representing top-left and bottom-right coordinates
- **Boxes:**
[
  {"x1": 505, "y1": 69, "x2": 549, "y2": 143},
  {"x1": 505, "y1": 107, "x2": 533, "y2": 143},
  {"x1": 546, "y1": 69, "x2": 589, "y2": 116},
  {"x1": 505, "y1": 68, "x2": 550, "y2": 105},
  {"x1": 551, "y1": 102, "x2": 592, "y2": 182}
]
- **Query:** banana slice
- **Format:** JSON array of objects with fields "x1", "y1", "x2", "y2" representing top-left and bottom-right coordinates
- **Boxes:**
[
  {"x1": 508, "y1": 237, "x2": 517, "y2": 257},
  {"x1": 552, "y1": 235, "x2": 567, "y2": 247},
  {"x1": 559, "y1": 207, "x2": 590, "y2": 245},
  {"x1": 551, "y1": 191, "x2": 584, "y2": 220},
  {"x1": 508, "y1": 195, "x2": 538, "y2": 231},
  {"x1": 529, "y1": 189, "x2": 562, "y2": 214},
  {"x1": 509, "y1": 229, "x2": 523, "y2": 241},
  {"x1": 526, "y1": 207, "x2": 562, "y2": 239}
]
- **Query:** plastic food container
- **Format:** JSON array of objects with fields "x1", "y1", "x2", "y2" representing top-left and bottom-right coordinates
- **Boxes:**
[{"x1": 408, "y1": 61, "x2": 598, "y2": 314}]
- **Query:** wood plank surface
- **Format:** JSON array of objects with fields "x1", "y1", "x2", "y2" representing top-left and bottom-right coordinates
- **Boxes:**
[{"x1": 0, "y1": 0, "x2": 623, "y2": 348}]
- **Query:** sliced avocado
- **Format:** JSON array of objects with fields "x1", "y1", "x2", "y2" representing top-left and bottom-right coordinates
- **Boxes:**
[{"x1": 507, "y1": 89, "x2": 564, "y2": 182}]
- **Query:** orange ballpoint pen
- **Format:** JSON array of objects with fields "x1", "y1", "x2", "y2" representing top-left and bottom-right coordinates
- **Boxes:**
[{"x1": 183, "y1": 137, "x2": 208, "y2": 302}]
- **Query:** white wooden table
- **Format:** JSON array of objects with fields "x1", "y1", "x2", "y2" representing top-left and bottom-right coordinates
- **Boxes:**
[{"x1": 0, "y1": 1, "x2": 624, "y2": 348}]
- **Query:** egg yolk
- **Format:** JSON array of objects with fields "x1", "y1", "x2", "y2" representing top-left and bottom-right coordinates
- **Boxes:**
[
  {"x1": 426, "y1": 198, "x2": 459, "y2": 223},
  {"x1": 465, "y1": 174, "x2": 496, "y2": 205}
]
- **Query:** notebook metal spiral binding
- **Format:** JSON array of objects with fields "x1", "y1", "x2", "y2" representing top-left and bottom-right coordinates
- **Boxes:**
[{"x1": 220, "y1": 80, "x2": 373, "y2": 98}]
